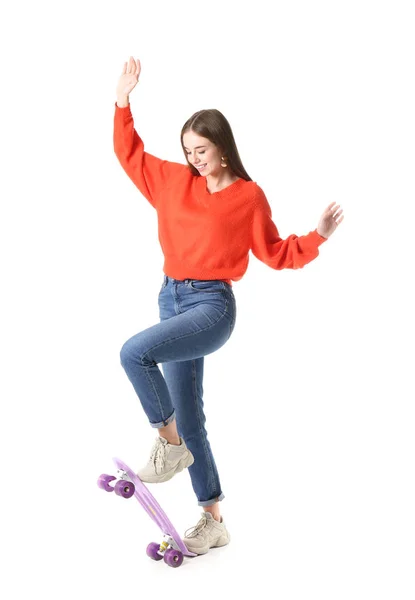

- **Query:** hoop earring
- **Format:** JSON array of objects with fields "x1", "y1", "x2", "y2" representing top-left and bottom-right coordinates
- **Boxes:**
[{"x1": 221, "y1": 156, "x2": 227, "y2": 167}]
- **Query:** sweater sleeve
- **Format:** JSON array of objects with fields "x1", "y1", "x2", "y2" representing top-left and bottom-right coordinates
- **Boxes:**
[
  {"x1": 113, "y1": 103, "x2": 187, "y2": 209},
  {"x1": 250, "y1": 186, "x2": 328, "y2": 269}
]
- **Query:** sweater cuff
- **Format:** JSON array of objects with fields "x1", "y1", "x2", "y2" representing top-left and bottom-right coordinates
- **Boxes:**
[
  {"x1": 114, "y1": 102, "x2": 132, "y2": 114},
  {"x1": 310, "y1": 228, "x2": 328, "y2": 246}
]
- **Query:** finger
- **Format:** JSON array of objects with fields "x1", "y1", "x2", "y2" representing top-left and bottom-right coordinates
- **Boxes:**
[
  {"x1": 127, "y1": 55, "x2": 134, "y2": 73},
  {"x1": 332, "y1": 207, "x2": 343, "y2": 218},
  {"x1": 323, "y1": 202, "x2": 337, "y2": 217},
  {"x1": 122, "y1": 61, "x2": 127, "y2": 75},
  {"x1": 329, "y1": 204, "x2": 340, "y2": 215},
  {"x1": 137, "y1": 58, "x2": 141, "y2": 77}
]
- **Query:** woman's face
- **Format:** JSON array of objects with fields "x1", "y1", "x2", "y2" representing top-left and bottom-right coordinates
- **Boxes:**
[{"x1": 182, "y1": 130, "x2": 223, "y2": 177}]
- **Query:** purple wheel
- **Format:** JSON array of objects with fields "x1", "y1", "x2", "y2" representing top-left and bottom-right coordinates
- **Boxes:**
[
  {"x1": 97, "y1": 474, "x2": 116, "y2": 491},
  {"x1": 114, "y1": 479, "x2": 135, "y2": 498},
  {"x1": 146, "y1": 542, "x2": 163, "y2": 561},
  {"x1": 164, "y1": 548, "x2": 183, "y2": 568}
]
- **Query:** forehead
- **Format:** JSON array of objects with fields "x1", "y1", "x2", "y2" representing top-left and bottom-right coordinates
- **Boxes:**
[{"x1": 182, "y1": 131, "x2": 212, "y2": 149}]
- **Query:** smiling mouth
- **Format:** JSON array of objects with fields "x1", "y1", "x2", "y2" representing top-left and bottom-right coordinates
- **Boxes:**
[{"x1": 195, "y1": 164, "x2": 207, "y2": 170}]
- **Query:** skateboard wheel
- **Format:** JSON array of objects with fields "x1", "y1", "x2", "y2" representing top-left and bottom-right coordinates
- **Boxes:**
[
  {"x1": 146, "y1": 543, "x2": 163, "y2": 561},
  {"x1": 114, "y1": 479, "x2": 135, "y2": 498},
  {"x1": 164, "y1": 548, "x2": 183, "y2": 568},
  {"x1": 97, "y1": 474, "x2": 116, "y2": 491}
]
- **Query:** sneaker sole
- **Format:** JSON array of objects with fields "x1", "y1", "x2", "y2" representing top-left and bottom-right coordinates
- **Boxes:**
[{"x1": 184, "y1": 532, "x2": 231, "y2": 555}]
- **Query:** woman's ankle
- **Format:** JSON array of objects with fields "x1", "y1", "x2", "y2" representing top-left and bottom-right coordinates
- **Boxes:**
[
  {"x1": 158, "y1": 421, "x2": 180, "y2": 445},
  {"x1": 203, "y1": 505, "x2": 221, "y2": 522}
]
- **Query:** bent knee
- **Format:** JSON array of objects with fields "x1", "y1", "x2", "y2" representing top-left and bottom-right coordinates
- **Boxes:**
[
  {"x1": 120, "y1": 336, "x2": 154, "y2": 368},
  {"x1": 120, "y1": 338, "x2": 139, "y2": 366}
]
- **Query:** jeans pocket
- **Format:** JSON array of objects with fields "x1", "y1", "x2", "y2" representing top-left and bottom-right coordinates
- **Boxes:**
[{"x1": 188, "y1": 280, "x2": 225, "y2": 293}]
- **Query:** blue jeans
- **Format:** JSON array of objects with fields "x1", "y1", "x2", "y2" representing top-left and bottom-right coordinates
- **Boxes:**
[{"x1": 120, "y1": 275, "x2": 237, "y2": 506}]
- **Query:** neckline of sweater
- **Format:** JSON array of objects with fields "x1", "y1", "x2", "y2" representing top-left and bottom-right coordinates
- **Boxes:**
[{"x1": 199, "y1": 175, "x2": 245, "y2": 196}]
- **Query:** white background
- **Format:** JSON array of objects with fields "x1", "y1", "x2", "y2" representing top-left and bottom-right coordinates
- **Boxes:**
[{"x1": 1, "y1": 0, "x2": 414, "y2": 597}]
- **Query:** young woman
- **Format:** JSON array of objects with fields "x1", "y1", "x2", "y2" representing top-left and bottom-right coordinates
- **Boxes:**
[{"x1": 114, "y1": 57, "x2": 344, "y2": 555}]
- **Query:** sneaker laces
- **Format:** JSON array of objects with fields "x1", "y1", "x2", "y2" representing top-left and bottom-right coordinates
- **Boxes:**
[
  {"x1": 184, "y1": 514, "x2": 208, "y2": 539},
  {"x1": 149, "y1": 437, "x2": 168, "y2": 475}
]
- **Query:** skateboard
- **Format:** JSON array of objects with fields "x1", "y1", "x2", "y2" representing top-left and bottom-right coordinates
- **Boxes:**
[{"x1": 97, "y1": 457, "x2": 197, "y2": 567}]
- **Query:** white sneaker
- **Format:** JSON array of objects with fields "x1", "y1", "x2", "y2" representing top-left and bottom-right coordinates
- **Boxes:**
[
  {"x1": 183, "y1": 512, "x2": 231, "y2": 555},
  {"x1": 137, "y1": 436, "x2": 194, "y2": 483}
]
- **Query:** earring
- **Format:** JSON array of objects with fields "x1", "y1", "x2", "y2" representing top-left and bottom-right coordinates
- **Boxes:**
[{"x1": 221, "y1": 156, "x2": 227, "y2": 167}]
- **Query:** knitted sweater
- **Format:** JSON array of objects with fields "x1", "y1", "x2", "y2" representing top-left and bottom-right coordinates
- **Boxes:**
[{"x1": 113, "y1": 103, "x2": 328, "y2": 286}]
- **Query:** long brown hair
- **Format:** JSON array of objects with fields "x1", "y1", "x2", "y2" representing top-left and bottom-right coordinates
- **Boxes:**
[{"x1": 180, "y1": 109, "x2": 252, "y2": 181}]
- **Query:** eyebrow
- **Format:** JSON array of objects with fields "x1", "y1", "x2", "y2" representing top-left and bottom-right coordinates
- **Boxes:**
[{"x1": 183, "y1": 145, "x2": 207, "y2": 150}]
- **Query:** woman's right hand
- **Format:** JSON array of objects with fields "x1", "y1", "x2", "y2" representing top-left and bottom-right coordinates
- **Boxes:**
[{"x1": 116, "y1": 57, "x2": 141, "y2": 105}]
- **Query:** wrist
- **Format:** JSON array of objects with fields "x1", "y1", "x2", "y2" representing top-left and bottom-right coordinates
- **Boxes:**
[
  {"x1": 316, "y1": 228, "x2": 328, "y2": 240},
  {"x1": 116, "y1": 96, "x2": 129, "y2": 108}
]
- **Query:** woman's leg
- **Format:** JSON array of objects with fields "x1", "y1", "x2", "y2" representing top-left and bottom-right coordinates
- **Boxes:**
[
  {"x1": 120, "y1": 276, "x2": 236, "y2": 505},
  {"x1": 161, "y1": 357, "x2": 225, "y2": 513},
  {"x1": 119, "y1": 278, "x2": 234, "y2": 429}
]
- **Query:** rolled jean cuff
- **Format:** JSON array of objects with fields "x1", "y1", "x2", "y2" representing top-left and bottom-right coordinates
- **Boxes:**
[
  {"x1": 149, "y1": 410, "x2": 176, "y2": 429},
  {"x1": 198, "y1": 493, "x2": 225, "y2": 507}
]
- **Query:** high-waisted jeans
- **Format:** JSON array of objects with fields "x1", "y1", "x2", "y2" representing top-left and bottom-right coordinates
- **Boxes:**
[{"x1": 119, "y1": 275, "x2": 237, "y2": 506}]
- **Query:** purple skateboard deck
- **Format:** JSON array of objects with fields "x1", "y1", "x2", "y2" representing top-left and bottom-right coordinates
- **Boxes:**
[{"x1": 97, "y1": 457, "x2": 197, "y2": 565}]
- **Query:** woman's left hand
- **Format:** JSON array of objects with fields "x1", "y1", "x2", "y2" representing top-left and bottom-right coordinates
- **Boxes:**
[{"x1": 317, "y1": 202, "x2": 344, "y2": 239}]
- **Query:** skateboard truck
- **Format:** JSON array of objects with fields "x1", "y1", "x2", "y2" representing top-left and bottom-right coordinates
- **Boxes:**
[{"x1": 158, "y1": 535, "x2": 175, "y2": 554}]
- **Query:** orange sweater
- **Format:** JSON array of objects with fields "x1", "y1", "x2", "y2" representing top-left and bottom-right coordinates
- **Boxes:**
[{"x1": 114, "y1": 103, "x2": 327, "y2": 286}]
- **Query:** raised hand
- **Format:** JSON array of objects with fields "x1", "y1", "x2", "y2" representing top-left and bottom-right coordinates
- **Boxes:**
[
  {"x1": 116, "y1": 57, "x2": 141, "y2": 105},
  {"x1": 316, "y1": 202, "x2": 344, "y2": 239}
]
